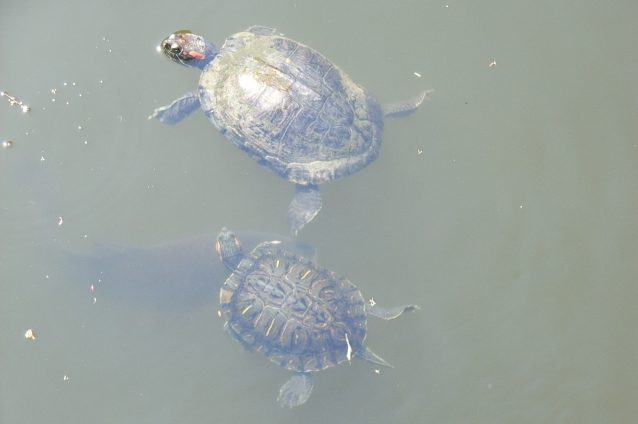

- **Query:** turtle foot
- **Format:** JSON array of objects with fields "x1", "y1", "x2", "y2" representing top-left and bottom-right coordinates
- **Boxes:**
[
  {"x1": 367, "y1": 304, "x2": 421, "y2": 320},
  {"x1": 382, "y1": 89, "x2": 434, "y2": 117},
  {"x1": 149, "y1": 91, "x2": 200, "y2": 124},
  {"x1": 287, "y1": 184, "x2": 322, "y2": 235},
  {"x1": 277, "y1": 373, "x2": 314, "y2": 408}
]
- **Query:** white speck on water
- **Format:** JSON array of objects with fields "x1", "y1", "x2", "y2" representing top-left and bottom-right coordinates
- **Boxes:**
[
  {"x1": 51, "y1": 88, "x2": 57, "y2": 95},
  {"x1": 40, "y1": 155, "x2": 46, "y2": 162},
  {"x1": 57, "y1": 216, "x2": 64, "y2": 226},
  {"x1": 83, "y1": 234, "x2": 88, "y2": 239},
  {"x1": 63, "y1": 82, "x2": 68, "y2": 87},
  {"x1": 77, "y1": 125, "x2": 83, "y2": 130},
  {"x1": 413, "y1": 71, "x2": 422, "y2": 78},
  {"x1": 24, "y1": 328, "x2": 36, "y2": 341}
]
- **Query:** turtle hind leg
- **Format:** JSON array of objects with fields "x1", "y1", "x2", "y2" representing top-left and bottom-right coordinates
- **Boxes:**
[
  {"x1": 381, "y1": 89, "x2": 434, "y2": 117},
  {"x1": 287, "y1": 184, "x2": 322, "y2": 236},
  {"x1": 367, "y1": 303, "x2": 420, "y2": 320},
  {"x1": 277, "y1": 373, "x2": 315, "y2": 408},
  {"x1": 356, "y1": 346, "x2": 394, "y2": 368},
  {"x1": 148, "y1": 91, "x2": 200, "y2": 124}
]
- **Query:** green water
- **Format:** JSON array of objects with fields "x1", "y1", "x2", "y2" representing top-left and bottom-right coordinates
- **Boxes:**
[{"x1": 2, "y1": 1, "x2": 637, "y2": 423}]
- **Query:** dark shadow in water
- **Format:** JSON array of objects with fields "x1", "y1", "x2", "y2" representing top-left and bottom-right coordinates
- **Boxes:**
[{"x1": 67, "y1": 231, "x2": 315, "y2": 309}]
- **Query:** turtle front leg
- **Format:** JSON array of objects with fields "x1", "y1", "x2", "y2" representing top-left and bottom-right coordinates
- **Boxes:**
[
  {"x1": 367, "y1": 303, "x2": 420, "y2": 320},
  {"x1": 276, "y1": 372, "x2": 314, "y2": 408},
  {"x1": 148, "y1": 91, "x2": 200, "y2": 124},
  {"x1": 287, "y1": 184, "x2": 322, "y2": 235}
]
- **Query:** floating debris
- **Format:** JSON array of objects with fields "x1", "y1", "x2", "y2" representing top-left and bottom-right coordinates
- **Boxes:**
[
  {"x1": 57, "y1": 216, "x2": 64, "y2": 226},
  {"x1": 413, "y1": 71, "x2": 422, "y2": 78},
  {"x1": 91, "y1": 297, "x2": 97, "y2": 305},
  {"x1": 24, "y1": 328, "x2": 36, "y2": 341},
  {"x1": 345, "y1": 333, "x2": 353, "y2": 364},
  {"x1": 488, "y1": 59, "x2": 497, "y2": 68},
  {"x1": 1, "y1": 90, "x2": 31, "y2": 112},
  {"x1": 63, "y1": 374, "x2": 70, "y2": 382},
  {"x1": 374, "y1": 369, "x2": 381, "y2": 375},
  {"x1": 2, "y1": 140, "x2": 13, "y2": 149},
  {"x1": 417, "y1": 148, "x2": 423, "y2": 156},
  {"x1": 368, "y1": 297, "x2": 376, "y2": 307}
]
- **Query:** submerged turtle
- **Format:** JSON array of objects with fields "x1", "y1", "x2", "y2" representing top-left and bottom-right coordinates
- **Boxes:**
[
  {"x1": 215, "y1": 228, "x2": 419, "y2": 407},
  {"x1": 150, "y1": 26, "x2": 432, "y2": 233}
]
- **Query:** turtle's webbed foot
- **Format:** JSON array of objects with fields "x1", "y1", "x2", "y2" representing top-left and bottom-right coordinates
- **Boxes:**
[
  {"x1": 148, "y1": 91, "x2": 200, "y2": 124},
  {"x1": 381, "y1": 89, "x2": 434, "y2": 117},
  {"x1": 367, "y1": 304, "x2": 420, "y2": 320},
  {"x1": 277, "y1": 373, "x2": 314, "y2": 408},
  {"x1": 287, "y1": 184, "x2": 322, "y2": 235}
]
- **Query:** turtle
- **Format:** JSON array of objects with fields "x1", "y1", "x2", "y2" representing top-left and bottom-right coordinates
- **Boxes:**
[
  {"x1": 214, "y1": 227, "x2": 419, "y2": 407},
  {"x1": 150, "y1": 26, "x2": 432, "y2": 234}
]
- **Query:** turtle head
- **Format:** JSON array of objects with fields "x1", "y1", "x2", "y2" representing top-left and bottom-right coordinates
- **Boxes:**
[
  {"x1": 215, "y1": 228, "x2": 244, "y2": 271},
  {"x1": 158, "y1": 30, "x2": 218, "y2": 70}
]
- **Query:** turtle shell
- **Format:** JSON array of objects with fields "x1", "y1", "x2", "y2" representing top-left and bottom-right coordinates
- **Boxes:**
[
  {"x1": 219, "y1": 241, "x2": 367, "y2": 372},
  {"x1": 199, "y1": 28, "x2": 384, "y2": 186}
]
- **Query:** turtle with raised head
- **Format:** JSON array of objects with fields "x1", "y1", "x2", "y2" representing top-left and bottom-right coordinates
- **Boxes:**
[
  {"x1": 150, "y1": 26, "x2": 432, "y2": 234},
  {"x1": 214, "y1": 228, "x2": 419, "y2": 407}
]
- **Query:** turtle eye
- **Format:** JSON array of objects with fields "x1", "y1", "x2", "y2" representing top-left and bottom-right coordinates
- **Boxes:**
[{"x1": 162, "y1": 41, "x2": 181, "y2": 54}]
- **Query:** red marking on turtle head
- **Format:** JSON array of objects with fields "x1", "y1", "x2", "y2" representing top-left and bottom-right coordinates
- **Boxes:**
[{"x1": 187, "y1": 50, "x2": 205, "y2": 60}]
